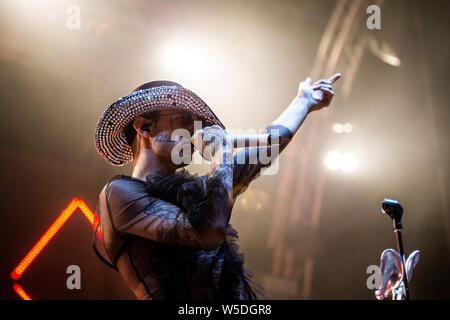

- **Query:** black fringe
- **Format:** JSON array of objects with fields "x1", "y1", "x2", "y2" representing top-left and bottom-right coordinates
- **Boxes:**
[
  {"x1": 144, "y1": 169, "x2": 264, "y2": 300},
  {"x1": 146, "y1": 169, "x2": 230, "y2": 237}
]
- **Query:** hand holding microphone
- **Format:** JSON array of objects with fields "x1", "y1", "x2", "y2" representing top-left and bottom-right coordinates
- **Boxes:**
[{"x1": 191, "y1": 125, "x2": 233, "y2": 162}]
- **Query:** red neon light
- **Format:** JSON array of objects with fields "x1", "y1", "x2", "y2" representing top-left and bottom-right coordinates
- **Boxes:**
[
  {"x1": 13, "y1": 283, "x2": 32, "y2": 300},
  {"x1": 10, "y1": 198, "x2": 96, "y2": 281}
]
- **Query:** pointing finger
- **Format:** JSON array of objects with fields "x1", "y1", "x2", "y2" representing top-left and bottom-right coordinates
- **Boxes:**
[
  {"x1": 314, "y1": 79, "x2": 331, "y2": 86},
  {"x1": 328, "y1": 73, "x2": 342, "y2": 84}
]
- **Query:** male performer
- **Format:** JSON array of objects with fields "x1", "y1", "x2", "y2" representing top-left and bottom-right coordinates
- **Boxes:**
[{"x1": 93, "y1": 74, "x2": 341, "y2": 300}]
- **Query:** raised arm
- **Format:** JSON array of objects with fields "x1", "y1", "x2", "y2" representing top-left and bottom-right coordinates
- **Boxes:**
[
  {"x1": 231, "y1": 73, "x2": 342, "y2": 195},
  {"x1": 270, "y1": 73, "x2": 341, "y2": 142}
]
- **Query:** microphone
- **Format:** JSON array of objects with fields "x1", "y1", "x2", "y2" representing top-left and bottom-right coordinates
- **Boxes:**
[
  {"x1": 382, "y1": 198, "x2": 404, "y2": 230},
  {"x1": 191, "y1": 130, "x2": 281, "y2": 149}
]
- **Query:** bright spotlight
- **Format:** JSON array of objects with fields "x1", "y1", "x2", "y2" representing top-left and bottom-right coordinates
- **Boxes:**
[
  {"x1": 341, "y1": 154, "x2": 357, "y2": 172},
  {"x1": 160, "y1": 41, "x2": 214, "y2": 74},
  {"x1": 325, "y1": 151, "x2": 358, "y2": 172},
  {"x1": 325, "y1": 151, "x2": 342, "y2": 170},
  {"x1": 368, "y1": 36, "x2": 401, "y2": 67},
  {"x1": 333, "y1": 122, "x2": 352, "y2": 134},
  {"x1": 332, "y1": 123, "x2": 344, "y2": 133},
  {"x1": 343, "y1": 122, "x2": 352, "y2": 133},
  {"x1": 381, "y1": 54, "x2": 401, "y2": 67}
]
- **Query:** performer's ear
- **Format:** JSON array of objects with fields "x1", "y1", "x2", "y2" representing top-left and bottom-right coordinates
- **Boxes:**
[{"x1": 133, "y1": 116, "x2": 153, "y2": 138}]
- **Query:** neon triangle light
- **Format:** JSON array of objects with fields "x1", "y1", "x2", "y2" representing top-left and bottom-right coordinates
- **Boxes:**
[
  {"x1": 13, "y1": 283, "x2": 32, "y2": 300},
  {"x1": 10, "y1": 198, "x2": 97, "y2": 282}
]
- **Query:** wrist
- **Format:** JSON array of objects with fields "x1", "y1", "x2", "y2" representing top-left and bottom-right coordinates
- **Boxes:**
[
  {"x1": 294, "y1": 95, "x2": 311, "y2": 109},
  {"x1": 211, "y1": 150, "x2": 233, "y2": 194}
]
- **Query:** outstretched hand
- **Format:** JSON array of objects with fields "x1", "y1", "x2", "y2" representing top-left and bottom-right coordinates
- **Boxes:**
[{"x1": 298, "y1": 73, "x2": 341, "y2": 113}]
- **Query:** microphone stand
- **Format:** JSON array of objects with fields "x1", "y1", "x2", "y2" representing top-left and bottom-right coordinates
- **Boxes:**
[
  {"x1": 382, "y1": 198, "x2": 410, "y2": 300},
  {"x1": 392, "y1": 218, "x2": 410, "y2": 300}
]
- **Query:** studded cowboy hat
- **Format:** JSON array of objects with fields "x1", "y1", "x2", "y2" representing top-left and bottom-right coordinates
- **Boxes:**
[{"x1": 95, "y1": 80, "x2": 225, "y2": 166}]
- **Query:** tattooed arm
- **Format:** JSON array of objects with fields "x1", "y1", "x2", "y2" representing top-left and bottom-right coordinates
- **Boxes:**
[{"x1": 202, "y1": 125, "x2": 234, "y2": 235}]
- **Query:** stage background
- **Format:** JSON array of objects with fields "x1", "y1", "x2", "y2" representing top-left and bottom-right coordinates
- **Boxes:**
[{"x1": 0, "y1": 0, "x2": 449, "y2": 299}]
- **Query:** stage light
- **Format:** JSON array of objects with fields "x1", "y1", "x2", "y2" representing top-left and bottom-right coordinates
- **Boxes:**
[
  {"x1": 13, "y1": 283, "x2": 31, "y2": 300},
  {"x1": 332, "y1": 123, "x2": 344, "y2": 133},
  {"x1": 161, "y1": 41, "x2": 214, "y2": 74},
  {"x1": 332, "y1": 122, "x2": 352, "y2": 134},
  {"x1": 343, "y1": 123, "x2": 352, "y2": 133},
  {"x1": 238, "y1": 188, "x2": 269, "y2": 212},
  {"x1": 368, "y1": 36, "x2": 401, "y2": 67},
  {"x1": 324, "y1": 151, "x2": 358, "y2": 173},
  {"x1": 381, "y1": 54, "x2": 401, "y2": 67},
  {"x1": 325, "y1": 151, "x2": 342, "y2": 170},
  {"x1": 341, "y1": 153, "x2": 357, "y2": 172}
]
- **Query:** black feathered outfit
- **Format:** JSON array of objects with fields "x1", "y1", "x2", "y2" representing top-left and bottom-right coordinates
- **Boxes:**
[{"x1": 93, "y1": 125, "x2": 291, "y2": 300}]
